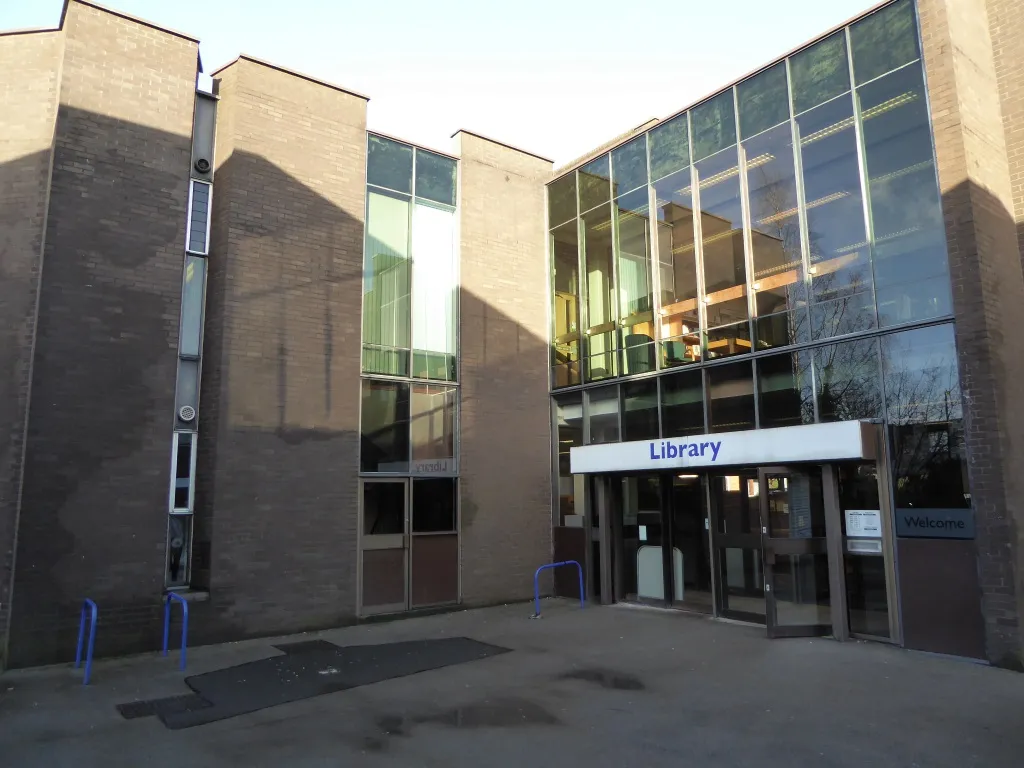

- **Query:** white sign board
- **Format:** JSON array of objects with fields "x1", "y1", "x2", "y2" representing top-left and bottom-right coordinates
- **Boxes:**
[
  {"x1": 570, "y1": 420, "x2": 873, "y2": 474},
  {"x1": 845, "y1": 509, "x2": 882, "y2": 538}
]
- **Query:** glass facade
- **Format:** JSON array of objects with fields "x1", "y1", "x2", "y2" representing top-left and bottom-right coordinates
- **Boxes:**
[{"x1": 545, "y1": 1, "x2": 964, "y2": 548}]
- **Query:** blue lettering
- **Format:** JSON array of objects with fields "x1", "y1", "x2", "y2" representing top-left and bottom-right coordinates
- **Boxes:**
[
  {"x1": 649, "y1": 442, "x2": 659, "y2": 460},
  {"x1": 699, "y1": 442, "x2": 709, "y2": 456},
  {"x1": 709, "y1": 442, "x2": 722, "y2": 461},
  {"x1": 666, "y1": 443, "x2": 678, "y2": 459},
  {"x1": 687, "y1": 444, "x2": 700, "y2": 458}
]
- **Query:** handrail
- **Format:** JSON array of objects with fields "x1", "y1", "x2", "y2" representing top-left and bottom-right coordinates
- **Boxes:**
[
  {"x1": 162, "y1": 592, "x2": 189, "y2": 670},
  {"x1": 532, "y1": 560, "x2": 585, "y2": 618},
  {"x1": 74, "y1": 598, "x2": 98, "y2": 685}
]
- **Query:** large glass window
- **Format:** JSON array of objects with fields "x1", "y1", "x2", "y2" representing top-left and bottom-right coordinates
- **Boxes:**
[
  {"x1": 707, "y1": 362, "x2": 755, "y2": 433},
  {"x1": 757, "y1": 351, "x2": 814, "y2": 428},
  {"x1": 579, "y1": 154, "x2": 611, "y2": 213},
  {"x1": 797, "y1": 94, "x2": 874, "y2": 339},
  {"x1": 859, "y1": 64, "x2": 950, "y2": 327},
  {"x1": 661, "y1": 369, "x2": 704, "y2": 436},
  {"x1": 850, "y1": 0, "x2": 919, "y2": 86},
  {"x1": 790, "y1": 32, "x2": 850, "y2": 115},
  {"x1": 410, "y1": 384, "x2": 456, "y2": 471},
  {"x1": 363, "y1": 188, "x2": 411, "y2": 375},
  {"x1": 554, "y1": 394, "x2": 584, "y2": 525},
  {"x1": 654, "y1": 168, "x2": 701, "y2": 368},
  {"x1": 738, "y1": 63, "x2": 790, "y2": 141},
  {"x1": 361, "y1": 380, "x2": 410, "y2": 472},
  {"x1": 621, "y1": 379, "x2": 659, "y2": 441},
  {"x1": 586, "y1": 384, "x2": 620, "y2": 444},
  {"x1": 179, "y1": 255, "x2": 205, "y2": 359},
  {"x1": 611, "y1": 135, "x2": 648, "y2": 196},
  {"x1": 697, "y1": 146, "x2": 749, "y2": 356},
  {"x1": 881, "y1": 324, "x2": 968, "y2": 511},
  {"x1": 616, "y1": 189, "x2": 655, "y2": 375},
  {"x1": 412, "y1": 478, "x2": 457, "y2": 532},
  {"x1": 548, "y1": 173, "x2": 577, "y2": 228},
  {"x1": 649, "y1": 112, "x2": 689, "y2": 182},
  {"x1": 813, "y1": 337, "x2": 882, "y2": 422},
  {"x1": 411, "y1": 200, "x2": 457, "y2": 381},
  {"x1": 745, "y1": 121, "x2": 807, "y2": 350},
  {"x1": 415, "y1": 149, "x2": 457, "y2": 207},
  {"x1": 551, "y1": 220, "x2": 581, "y2": 388},
  {"x1": 691, "y1": 90, "x2": 737, "y2": 162},
  {"x1": 367, "y1": 135, "x2": 413, "y2": 193},
  {"x1": 582, "y1": 204, "x2": 618, "y2": 380}
]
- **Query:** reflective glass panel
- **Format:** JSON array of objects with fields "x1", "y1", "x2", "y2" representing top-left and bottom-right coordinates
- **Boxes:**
[
  {"x1": 649, "y1": 112, "x2": 690, "y2": 182},
  {"x1": 414, "y1": 149, "x2": 457, "y2": 207},
  {"x1": 654, "y1": 167, "x2": 701, "y2": 368},
  {"x1": 582, "y1": 204, "x2": 619, "y2": 381},
  {"x1": 757, "y1": 351, "x2": 814, "y2": 428},
  {"x1": 622, "y1": 379, "x2": 659, "y2": 442},
  {"x1": 697, "y1": 147, "x2": 749, "y2": 340},
  {"x1": 790, "y1": 32, "x2": 851, "y2": 115},
  {"x1": 881, "y1": 324, "x2": 968, "y2": 510},
  {"x1": 179, "y1": 255, "x2": 205, "y2": 358},
  {"x1": 363, "y1": 188, "x2": 411, "y2": 375},
  {"x1": 850, "y1": 0, "x2": 920, "y2": 85},
  {"x1": 616, "y1": 189, "x2": 655, "y2": 375},
  {"x1": 551, "y1": 220, "x2": 581, "y2": 388},
  {"x1": 766, "y1": 469, "x2": 826, "y2": 537},
  {"x1": 612, "y1": 134, "x2": 648, "y2": 196},
  {"x1": 797, "y1": 94, "x2": 874, "y2": 339},
  {"x1": 548, "y1": 173, "x2": 577, "y2": 228},
  {"x1": 859, "y1": 65, "x2": 951, "y2": 327},
  {"x1": 361, "y1": 380, "x2": 410, "y2": 472},
  {"x1": 367, "y1": 135, "x2": 413, "y2": 193},
  {"x1": 579, "y1": 154, "x2": 611, "y2": 213},
  {"x1": 745, "y1": 122, "x2": 807, "y2": 349},
  {"x1": 838, "y1": 462, "x2": 890, "y2": 637},
  {"x1": 813, "y1": 337, "x2": 882, "y2": 422},
  {"x1": 720, "y1": 546, "x2": 765, "y2": 618},
  {"x1": 411, "y1": 200, "x2": 457, "y2": 381},
  {"x1": 706, "y1": 322, "x2": 751, "y2": 361},
  {"x1": 410, "y1": 384, "x2": 456, "y2": 470},
  {"x1": 707, "y1": 361, "x2": 755, "y2": 433},
  {"x1": 412, "y1": 478, "x2": 456, "y2": 533},
  {"x1": 554, "y1": 394, "x2": 584, "y2": 525},
  {"x1": 363, "y1": 481, "x2": 405, "y2": 535},
  {"x1": 692, "y1": 90, "x2": 737, "y2": 162},
  {"x1": 587, "y1": 384, "x2": 620, "y2": 444},
  {"x1": 738, "y1": 62, "x2": 790, "y2": 140},
  {"x1": 661, "y1": 369, "x2": 704, "y2": 437}
]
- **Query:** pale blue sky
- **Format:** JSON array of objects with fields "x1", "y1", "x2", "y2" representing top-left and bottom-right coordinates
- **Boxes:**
[{"x1": 3, "y1": 0, "x2": 878, "y2": 164}]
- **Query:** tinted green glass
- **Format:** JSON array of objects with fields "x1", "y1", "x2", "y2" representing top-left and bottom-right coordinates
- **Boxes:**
[
  {"x1": 859, "y1": 64, "x2": 950, "y2": 327},
  {"x1": 367, "y1": 134, "x2": 413, "y2": 193},
  {"x1": 649, "y1": 113, "x2": 690, "y2": 182},
  {"x1": 790, "y1": 32, "x2": 851, "y2": 115},
  {"x1": 363, "y1": 187, "x2": 411, "y2": 375},
  {"x1": 757, "y1": 351, "x2": 814, "y2": 428},
  {"x1": 360, "y1": 380, "x2": 410, "y2": 472},
  {"x1": 707, "y1": 361, "x2": 755, "y2": 433},
  {"x1": 850, "y1": 0, "x2": 920, "y2": 85},
  {"x1": 548, "y1": 173, "x2": 577, "y2": 228},
  {"x1": 582, "y1": 204, "x2": 618, "y2": 380},
  {"x1": 612, "y1": 135, "x2": 648, "y2": 196},
  {"x1": 738, "y1": 63, "x2": 790, "y2": 139},
  {"x1": 622, "y1": 379, "x2": 659, "y2": 441},
  {"x1": 414, "y1": 149, "x2": 457, "y2": 207},
  {"x1": 551, "y1": 220, "x2": 581, "y2": 388},
  {"x1": 578, "y1": 154, "x2": 611, "y2": 212},
  {"x1": 615, "y1": 188, "x2": 655, "y2": 375},
  {"x1": 653, "y1": 168, "x2": 700, "y2": 368},
  {"x1": 661, "y1": 369, "x2": 704, "y2": 436},
  {"x1": 692, "y1": 90, "x2": 737, "y2": 162}
]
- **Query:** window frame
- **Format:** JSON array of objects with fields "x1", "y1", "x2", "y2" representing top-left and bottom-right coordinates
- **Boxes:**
[
  {"x1": 185, "y1": 179, "x2": 213, "y2": 256},
  {"x1": 169, "y1": 430, "x2": 198, "y2": 515}
]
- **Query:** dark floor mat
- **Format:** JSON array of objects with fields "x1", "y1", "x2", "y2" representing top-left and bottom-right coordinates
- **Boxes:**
[{"x1": 149, "y1": 637, "x2": 509, "y2": 729}]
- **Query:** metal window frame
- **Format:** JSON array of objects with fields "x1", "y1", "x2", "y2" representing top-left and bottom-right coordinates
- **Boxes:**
[
  {"x1": 184, "y1": 179, "x2": 213, "y2": 256},
  {"x1": 164, "y1": 512, "x2": 194, "y2": 589},
  {"x1": 168, "y1": 430, "x2": 197, "y2": 515}
]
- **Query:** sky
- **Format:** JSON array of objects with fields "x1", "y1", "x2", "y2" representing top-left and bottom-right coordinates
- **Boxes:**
[{"x1": 2, "y1": 0, "x2": 879, "y2": 165}]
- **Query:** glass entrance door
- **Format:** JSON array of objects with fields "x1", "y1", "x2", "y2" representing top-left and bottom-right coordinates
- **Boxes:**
[
  {"x1": 760, "y1": 466, "x2": 831, "y2": 637},
  {"x1": 710, "y1": 470, "x2": 766, "y2": 622},
  {"x1": 360, "y1": 479, "x2": 409, "y2": 615}
]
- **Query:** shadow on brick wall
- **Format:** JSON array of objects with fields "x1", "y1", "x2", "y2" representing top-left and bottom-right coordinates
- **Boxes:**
[{"x1": 1, "y1": 107, "x2": 552, "y2": 667}]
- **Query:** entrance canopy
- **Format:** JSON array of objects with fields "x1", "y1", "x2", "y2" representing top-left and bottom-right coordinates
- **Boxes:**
[{"x1": 569, "y1": 420, "x2": 877, "y2": 474}]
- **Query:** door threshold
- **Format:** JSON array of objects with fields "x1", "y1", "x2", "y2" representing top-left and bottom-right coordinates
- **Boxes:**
[
  {"x1": 611, "y1": 602, "x2": 712, "y2": 619},
  {"x1": 711, "y1": 616, "x2": 766, "y2": 629}
]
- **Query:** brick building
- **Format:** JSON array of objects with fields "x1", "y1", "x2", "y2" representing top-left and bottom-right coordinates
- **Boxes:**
[{"x1": 1, "y1": 0, "x2": 1023, "y2": 670}]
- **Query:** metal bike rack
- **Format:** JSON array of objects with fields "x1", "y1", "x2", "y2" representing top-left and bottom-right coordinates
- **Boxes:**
[
  {"x1": 74, "y1": 598, "x2": 99, "y2": 685},
  {"x1": 162, "y1": 592, "x2": 189, "y2": 670},
  {"x1": 531, "y1": 560, "x2": 585, "y2": 618}
]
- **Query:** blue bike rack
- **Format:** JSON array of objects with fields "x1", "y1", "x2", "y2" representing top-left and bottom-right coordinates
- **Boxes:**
[
  {"x1": 162, "y1": 592, "x2": 189, "y2": 670},
  {"x1": 532, "y1": 560, "x2": 585, "y2": 618},
  {"x1": 74, "y1": 598, "x2": 98, "y2": 685}
]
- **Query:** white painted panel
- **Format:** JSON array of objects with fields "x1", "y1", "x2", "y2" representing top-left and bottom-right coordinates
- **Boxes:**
[{"x1": 570, "y1": 420, "x2": 871, "y2": 474}]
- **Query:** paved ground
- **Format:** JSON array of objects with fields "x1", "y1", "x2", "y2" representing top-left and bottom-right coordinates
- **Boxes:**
[{"x1": 1, "y1": 600, "x2": 1022, "y2": 767}]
